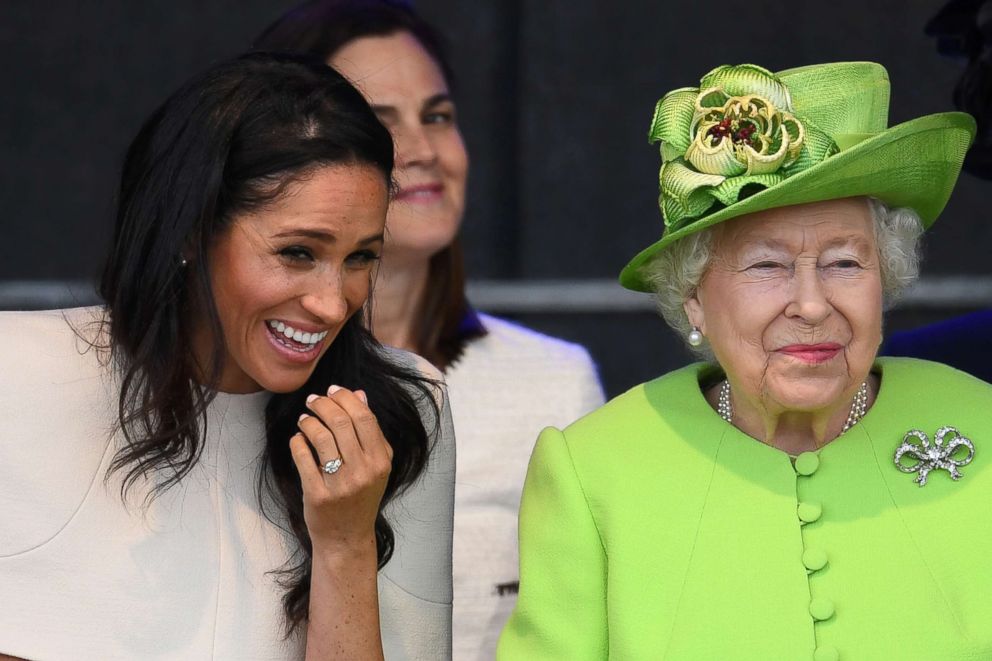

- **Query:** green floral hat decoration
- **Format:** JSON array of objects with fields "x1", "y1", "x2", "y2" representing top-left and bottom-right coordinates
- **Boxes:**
[{"x1": 620, "y1": 61, "x2": 976, "y2": 292}]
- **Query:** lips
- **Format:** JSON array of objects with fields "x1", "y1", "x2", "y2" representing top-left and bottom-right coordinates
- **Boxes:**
[
  {"x1": 263, "y1": 320, "x2": 328, "y2": 363},
  {"x1": 777, "y1": 343, "x2": 843, "y2": 364},
  {"x1": 394, "y1": 182, "x2": 443, "y2": 202}
]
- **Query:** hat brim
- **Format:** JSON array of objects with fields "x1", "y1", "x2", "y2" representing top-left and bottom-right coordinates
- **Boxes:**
[{"x1": 620, "y1": 111, "x2": 976, "y2": 292}]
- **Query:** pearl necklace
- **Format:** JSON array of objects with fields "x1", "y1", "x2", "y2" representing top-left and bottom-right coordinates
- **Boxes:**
[{"x1": 717, "y1": 380, "x2": 870, "y2": 433}]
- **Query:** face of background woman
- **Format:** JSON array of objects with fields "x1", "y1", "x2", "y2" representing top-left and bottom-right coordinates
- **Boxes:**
[
  {"x1": 204, "y1": 164, "x2": 387, "y2": 394},
  {"x1": 684, "y1": 197, "x2": 884, "y2": 417},
  {"x1": 331, "y1": 31, "x2": 468, "y2": 267}
]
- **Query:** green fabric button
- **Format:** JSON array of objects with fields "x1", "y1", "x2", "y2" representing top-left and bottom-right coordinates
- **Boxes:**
[
  {"x1": 803, "y1": 548, "x2": 828, "y2": 571},
  {"x1": 797, "y1": 501, "x2": 822, "y2": 523},
  {"x1": 813, "y1": 645, "x2": 840, "y2": 661},
  {"x1": 809, "y1": 597, "x2": 835, "y2": 621},
  {"x1": 795, "y1": 452, "x2": 820, "y2": 476}
]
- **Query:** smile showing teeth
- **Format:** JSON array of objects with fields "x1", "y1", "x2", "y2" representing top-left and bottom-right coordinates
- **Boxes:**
[{"x1": 267, "y1": 320, "x2": 328, "y2": 352}]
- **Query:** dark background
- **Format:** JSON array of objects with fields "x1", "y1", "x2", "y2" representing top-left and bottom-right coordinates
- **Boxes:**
[{"x1": 2, "y1": 1, "x2": 988, "y2": 396}]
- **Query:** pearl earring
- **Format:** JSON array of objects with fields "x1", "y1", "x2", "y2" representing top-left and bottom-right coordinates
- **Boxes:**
[
  {"x1": 180, "y1": 257, "x2": 188, "y2": 267},
  {"x1": 687, "y1": 326, "x2": 703, "y2": 347}
]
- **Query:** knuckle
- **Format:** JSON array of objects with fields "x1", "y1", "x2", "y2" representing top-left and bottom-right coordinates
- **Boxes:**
[
  {"x1": 328, "y1": 415, "x2": 353, "y2": 434},
  {"x1": 354, "y1": 411, "x2": 378, "y2": 427}
]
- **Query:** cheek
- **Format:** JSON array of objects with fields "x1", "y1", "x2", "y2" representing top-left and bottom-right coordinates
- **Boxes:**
[
  {"x1": 213, "y1": 259, "x2": 291, "y2": 334},
  {"x1": 440, "y1": 134, "x2": 469, "y2": 184},
  {"x1": 830, "y1": 278, "x2": 884, "y2": 342},
  {"x1": 343, "y1": 273, "x2": 372, "y2": 313},
  {"x1": 706, "y1": 280, "x2": 784, "y2": 348}
]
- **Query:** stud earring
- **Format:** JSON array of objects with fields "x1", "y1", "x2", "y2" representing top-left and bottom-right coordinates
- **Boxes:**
[
  {"x1": 180, "y1": 257, "x2": 188, "y2": 267},
  {"x1": 687, "y1": 326, "x2": 703, "y2": 347}
]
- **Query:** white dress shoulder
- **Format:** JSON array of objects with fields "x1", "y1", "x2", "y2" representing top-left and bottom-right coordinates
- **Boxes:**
[
  {"x1": 446, "y1": 313, "x2": 604, "y2": 660},
  {"x1": 0, "y1": 307, "x2": 455, "y2": 661}
]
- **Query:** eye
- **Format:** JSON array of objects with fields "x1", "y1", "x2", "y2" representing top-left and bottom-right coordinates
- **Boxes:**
[
  {"x1": 346, "y1": 249, "x2": 381, "y2": 267},
  {"x1": 424, "y1": 109, "x2": 455, "y2": 125},
  {"x1": 747, "y1": 261, "x2": 786, "y2": 271},
  {"x1": 278, "y1": 245, "x2": 314, "y2": 263},
  {"x1": 826, "y1": 259, "x2": 863, "y2": 270}
]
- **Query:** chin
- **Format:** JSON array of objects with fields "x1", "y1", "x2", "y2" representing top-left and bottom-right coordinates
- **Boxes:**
[
  {"x1": 768, "y1": 377, "x2": 849, "y2": 412},
  {"x1": 254, "y1": 370, "x2": 314, "y2": 395}
]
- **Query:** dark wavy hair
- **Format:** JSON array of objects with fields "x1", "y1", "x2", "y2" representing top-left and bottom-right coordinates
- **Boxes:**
[
  {"x1": 253, "y1": 0, "x2": 487, "y2": 369},
  {"x1": 98, "y1": 51, "x2": 436, "y2": 633}
]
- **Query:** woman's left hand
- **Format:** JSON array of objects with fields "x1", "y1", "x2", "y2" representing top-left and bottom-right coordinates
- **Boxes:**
[
  {"x1": 290, "y1": 385, "x2": 392, "y2": 661},
  {"x1": 290, "y1": 385, "x2": 394, "y2": 555}
]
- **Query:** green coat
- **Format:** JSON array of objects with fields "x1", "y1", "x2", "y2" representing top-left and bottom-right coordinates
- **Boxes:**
[{"x1": 498, "y1": 358, "x2": 992, "y2": 660}]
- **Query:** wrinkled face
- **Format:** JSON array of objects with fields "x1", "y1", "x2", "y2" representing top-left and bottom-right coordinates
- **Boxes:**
[
  {"x1": 203, "y1": 164, "x2": 387, "y2": 393},
  {"x1": 685, "y1": 197, "x2": 883, "y2": 415},
  {"x1": 331, "y1": 31, "x2": 468, "y2": 266}
]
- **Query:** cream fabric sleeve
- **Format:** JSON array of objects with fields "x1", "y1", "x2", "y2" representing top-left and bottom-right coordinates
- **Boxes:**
[{"x1": 378, "y1": 349, "x2": 456, "y2": 660}]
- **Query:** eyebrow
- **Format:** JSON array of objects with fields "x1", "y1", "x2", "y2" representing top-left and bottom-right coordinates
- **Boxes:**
[
  {"x1": 273, "y1": 228, "x2": 385, "y2": 246},
  {"x1": 370, "y1": 93, "x2": 453, "y2": 119},
  {"x1": 738, "y1": 235, "x2": 872, "y2": 253}
]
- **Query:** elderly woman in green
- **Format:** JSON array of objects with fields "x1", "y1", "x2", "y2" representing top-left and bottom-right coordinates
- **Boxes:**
[{"x1": 498, "y1": 62, "x2": 991, "y2": 660}]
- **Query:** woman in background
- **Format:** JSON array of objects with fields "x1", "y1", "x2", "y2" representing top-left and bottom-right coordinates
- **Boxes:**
[
  {"x1": 0, "y1": 52, "x2": 454, "y2": 660},
  {"x1": 255, "y1": 2, "x2": 605, "y2": 657}
]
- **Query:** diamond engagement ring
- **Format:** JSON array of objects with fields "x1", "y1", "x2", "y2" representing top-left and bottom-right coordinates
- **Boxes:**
[{"x1": 322, "y1": 458, "x2": 343, "y2": 475}]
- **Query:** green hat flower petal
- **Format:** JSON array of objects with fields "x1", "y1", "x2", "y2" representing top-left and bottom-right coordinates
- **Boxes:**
[
  {"x1": 699, "y1": 64, "x2": 792, "y2": 110},
  {"x1": 647, "y1": 63, "x2": 839, "y2": 228},
  {"x1": 648, "y1": 87, "x2": 697, "y2": 154},
  {"x1": 658, "y1": 160, "x2": 726, "y2": 228}
]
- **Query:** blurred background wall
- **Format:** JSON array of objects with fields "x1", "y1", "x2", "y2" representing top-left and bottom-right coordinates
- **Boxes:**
[{"x1": 2, "y1": 0, "x2": 989, "y2": 396}]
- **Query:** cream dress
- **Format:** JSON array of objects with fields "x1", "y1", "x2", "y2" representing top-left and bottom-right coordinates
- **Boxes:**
[{"x1": 0, "y1": 307, "x2": 455, "y2": 660}]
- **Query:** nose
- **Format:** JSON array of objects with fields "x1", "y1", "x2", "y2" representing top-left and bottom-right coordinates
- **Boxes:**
[
  {"x1": 785, "y1": 265, "x2": 831, "y2": 325},
  {"x1": 300, "y1": 274, "x2": 349, "y2": 326},
  {"x1": 393, "y1": 123, "x2": 437, "y2": 168}
]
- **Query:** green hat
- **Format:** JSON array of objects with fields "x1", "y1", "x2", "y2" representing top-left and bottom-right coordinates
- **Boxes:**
[{"x1": 619, "y1": 61, "x2": 976, "y2": 292}]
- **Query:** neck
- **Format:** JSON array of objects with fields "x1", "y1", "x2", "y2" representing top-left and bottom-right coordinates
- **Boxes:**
[
  {"x1": 370, "y1": 256, "x2": 430, "y2": 354},
  {"x1": 711, "y1": 374, "x2": 878, "y2": 455}
]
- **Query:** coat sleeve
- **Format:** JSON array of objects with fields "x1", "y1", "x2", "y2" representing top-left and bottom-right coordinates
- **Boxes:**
[
  {"x1": 497, "y1": 426, "x2": 608, "y2": 660},
  {"x1": 378, "y1": 357, "x2": 456, "y2": 660}
]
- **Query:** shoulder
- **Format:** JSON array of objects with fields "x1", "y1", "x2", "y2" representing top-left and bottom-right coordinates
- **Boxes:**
[
  {"x1": 469, "y1": 313, "x2": 596, "y2": 368},
  {"x1": 0, "y1": 307, "x2": 115, "y2": 556},
  {"x1": 452, "y1": 313, "x2": 601, "y2": 391},
  {"x1": 380, "y1": 344, "x2": 443, "y2": 381},
  {"x1": 565, "y1": 363, "x2": 705, "y2": 437},
  {"x1": 378, "y1": 345, "x2": 447, "y2": 421},
  {"x1": 877, "y1": 356, "x2": 992, "y2": 412},
  {"x1": 377, "y1": 344, "x2": 454, "y2": 474},
  {"x1": 448, "y1": 314, "x2": 605, "y2": 424},
  {"x1": 0, "y1": 306, "x2": 107, "y2": 374}
]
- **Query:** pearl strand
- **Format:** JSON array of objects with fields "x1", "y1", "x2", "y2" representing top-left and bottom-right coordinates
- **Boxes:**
[{"x1": 718, "y1": 380, "x2": 869, "y2": 433}]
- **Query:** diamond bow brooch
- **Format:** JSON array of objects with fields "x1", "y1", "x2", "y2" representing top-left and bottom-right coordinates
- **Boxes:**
[{"x1": 893, "y1": 426, "x2": 975, "y2": 487}]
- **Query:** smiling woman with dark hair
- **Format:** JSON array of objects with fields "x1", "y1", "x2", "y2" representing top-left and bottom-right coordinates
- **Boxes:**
[
  {"x1": 0, "y1": 52, "x2": 454, "y2": 660},
  {"x1": 254, "y1": 2, "x2": 605, "y2": 657}
]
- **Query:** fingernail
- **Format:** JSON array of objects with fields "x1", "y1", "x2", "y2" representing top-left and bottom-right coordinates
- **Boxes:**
[
  {"x1": 306, "y1": 394, "x2": 318, "y2": 404},
  {"x1": 298, "y1": 413, "x2": 309, "y2": 422},
  {"x1": 356, "y1": 390, "x2": 368, "y2": 404},
  {"x1": 328, "y1": 385, "x2": 342, "y2": 396}
]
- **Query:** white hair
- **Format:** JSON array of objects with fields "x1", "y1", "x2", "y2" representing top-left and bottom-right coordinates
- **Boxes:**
[{"x1": 641, "y1": 197, "x2": 924, "y2": 359}]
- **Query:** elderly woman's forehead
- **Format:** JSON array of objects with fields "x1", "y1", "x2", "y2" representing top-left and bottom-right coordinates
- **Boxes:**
[{"x1": 715, "y1": 198, "x2": 875, "y2": 247}]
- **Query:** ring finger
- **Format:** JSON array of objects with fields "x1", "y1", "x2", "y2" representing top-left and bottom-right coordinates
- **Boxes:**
[{"x1": 298, "y1": 411, "x2": 342, "y2": 473}]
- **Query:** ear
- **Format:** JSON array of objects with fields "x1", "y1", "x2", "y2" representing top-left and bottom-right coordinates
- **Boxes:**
[{"x1": 683, "y1": 289, "x2": 706, "y2": 334}]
